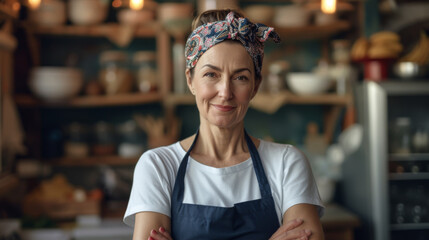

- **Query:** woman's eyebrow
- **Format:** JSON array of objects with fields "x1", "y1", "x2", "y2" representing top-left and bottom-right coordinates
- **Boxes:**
[
  {"x1": 201, "y1": 64, "x2": 251, "y2": 74},
  {"x1": 201, "y1": 64, "x2": 221, "y2": 71},
  {"x1": 233, "y1": 68, "x2": 252, "y2": 74}
]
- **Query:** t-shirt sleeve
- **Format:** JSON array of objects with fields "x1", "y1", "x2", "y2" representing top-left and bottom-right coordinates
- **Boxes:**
[
  {"x1": 282, "y1": 145, "x2": 325, "y2": 218},
  {"x1": 123, "y1": 151, "x2": 174, "y2": 227}
]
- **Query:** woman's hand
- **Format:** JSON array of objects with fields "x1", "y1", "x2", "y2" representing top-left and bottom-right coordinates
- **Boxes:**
[
  {"x1": 148, "y1": 227, "x2": 173, "y2": 240},
  {"x1": 269, "y1": 219, "x2": 312, "y2": 240}
]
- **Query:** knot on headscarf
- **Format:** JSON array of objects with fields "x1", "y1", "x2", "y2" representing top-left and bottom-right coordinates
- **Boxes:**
[
  {"x1": 227, "y1": 13, "x2": 253, "y2": 42},
  {"x1": 185, "y1": 12, "x2": 281, "y2": 78}
]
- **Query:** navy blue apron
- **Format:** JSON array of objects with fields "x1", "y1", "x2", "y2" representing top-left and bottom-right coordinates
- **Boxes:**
[{"x1": 171, "y1": 130, "x2": 280, "y2": 240}]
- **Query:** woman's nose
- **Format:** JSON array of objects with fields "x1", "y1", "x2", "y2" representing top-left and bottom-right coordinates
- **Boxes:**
[{"x1": 218, "y1": 79, "x2": 233, "y2": 100}]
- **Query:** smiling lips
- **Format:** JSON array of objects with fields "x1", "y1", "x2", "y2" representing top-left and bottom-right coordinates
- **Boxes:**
[{"x1": 212, "y1": 104, "x2": 236, "y2": 112}]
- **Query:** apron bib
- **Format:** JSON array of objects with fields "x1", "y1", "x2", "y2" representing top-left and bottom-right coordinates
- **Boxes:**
[{"x1": 171, "y1": 130, "x2": 280, "y2": 240}]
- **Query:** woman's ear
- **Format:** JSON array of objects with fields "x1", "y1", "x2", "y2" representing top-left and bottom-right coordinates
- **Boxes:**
[{"x1": 185, "y1": 69, "x2": 195, "y2": 95}]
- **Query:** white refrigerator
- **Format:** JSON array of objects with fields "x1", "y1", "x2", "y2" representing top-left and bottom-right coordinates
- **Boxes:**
[{"x1": 340, "y1": 81, "x2": 429, "y2": 240}]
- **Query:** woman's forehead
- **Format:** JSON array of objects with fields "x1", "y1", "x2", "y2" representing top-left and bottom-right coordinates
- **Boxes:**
[{"x1": 195, "y1": 41, "x2": 254, "y2": 70}]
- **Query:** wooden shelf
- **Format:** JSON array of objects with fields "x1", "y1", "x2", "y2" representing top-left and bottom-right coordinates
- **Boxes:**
[
  {"x1": 0, "y1": 3, "x2": 18, "y2": 20},
  {"x1": 0, "y1": 174, "x2": 19, "y2": 198},
  {"x1": 391, "y1": 222, "x2": 429, "y2": 231},
  {"x1": 0, "y1": 30, "x2": 17, "y2": 51},
  {"x1": 51, "y1": 155, "x2": 138, "y2": 166},
  {"x1": 29, "y1": 20, "x2": 350, "y2": 41},
  {"x1": 275, "y1": 21, "x2": 351, "y2": 40},
  {"x1": 389, "y1": 153, "x2": 429, "y2": 161},
  {"x1": 164, "y1": 94, "x2": 195, "y2": 106},
  {"x1": 250, "y1": 91, "x2": 352, "y2": 114},
  {"x1": 32, "y1": 23, "x2": 160, "y2": 38},
  {"x1": 163, "y1": 92, "x2": 352, "y2": 114},
  {"x1": 389, "y1": 172, "x2": 429, "y2": 181},
  {"x1": 15, "y1": 92, "x2": 162, "y2": 108}
]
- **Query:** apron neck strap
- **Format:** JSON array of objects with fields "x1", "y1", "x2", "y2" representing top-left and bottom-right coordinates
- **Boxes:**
[
  {"x1": 172, "y1": 129, "x2": 199, "y2": 203},
  {"x1": 244, "y1": 130, "x2": 272, "y2": 198},
  {"x1": 172, "y1": 129, "x2": 272, "y2": 204}
]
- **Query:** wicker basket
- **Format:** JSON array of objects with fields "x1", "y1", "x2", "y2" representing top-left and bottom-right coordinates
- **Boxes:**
[{"x1": 22, "y1": 199, "x2": 100, "y2": 220}]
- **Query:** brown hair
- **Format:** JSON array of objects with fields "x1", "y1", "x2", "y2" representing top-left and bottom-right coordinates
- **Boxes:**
[{"x1": 191, "y1": 9, "x2": 244, "y2": 30}]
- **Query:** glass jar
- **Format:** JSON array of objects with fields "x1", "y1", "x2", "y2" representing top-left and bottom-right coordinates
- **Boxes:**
[
  {"x1": 412, "y1": 128, "x2": 429, "y2": 153},
  {"x1": 332, "y1": 40, "x2": 351, "y2": 64},
  {"x1": 99, "y1": 51, "x2": 133, "y2": 95},
  {"x1": 117, "y1": 120, "x2": 145, "y2": 158},
  {"x1": 64, "y1": 122, "x2": 90, "y2": 158},
  {"x1": 391, "y1": 117, "x2": 411, "y2": 154},
  {"x1": 92, "y1": 121, "x2": 116, "y2": 156},
  {"x1": 266, "y1": 60, "x2": 289, "y2": 94},
  {"x1": 133, "y1": 51, "x2": 158, "y2": 93}
]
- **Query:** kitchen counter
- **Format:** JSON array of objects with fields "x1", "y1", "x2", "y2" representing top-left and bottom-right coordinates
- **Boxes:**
[
  {"x1": 18, "y1": 219, "x2": 133, "y2": 240},
  {"x1": 321, "y1": 203, "x2": 361, "y2": 240}
]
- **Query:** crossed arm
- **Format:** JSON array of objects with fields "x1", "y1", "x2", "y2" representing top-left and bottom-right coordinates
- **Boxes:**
[{"x1": 132, "y1": 203, "x2": 324, "y2": 240}]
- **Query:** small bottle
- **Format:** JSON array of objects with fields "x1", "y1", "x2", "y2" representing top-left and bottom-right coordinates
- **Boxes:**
[
  {"x1": 412, "y1": 129, "x2": 429, "y2": 153},
  {"x1": 99, "y1": 51, "x2": 133, "y2": 95},
  {"x1": 408, "y1": 161, "x2": 420, "y2": 173},
  {"x1": 266, "y1": 60, "x2": 289, "y2": 94},
  {"x1": 394, "y1": 203, "x2": 405, "y2": 224},
  {"x1": 331, "y1": 40, "x2": 354, "y2": 95},
  {"x1": 304, "y1": 122, "x2": 327, "y2": 156},
  {"x1": 391, "y1": 117, "x2": 411, "y2": 154}
]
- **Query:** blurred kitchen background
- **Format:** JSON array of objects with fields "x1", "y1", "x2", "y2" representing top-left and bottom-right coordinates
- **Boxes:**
[{"x1": 1, "y1": 0, "x2": 429, "y2": 239}]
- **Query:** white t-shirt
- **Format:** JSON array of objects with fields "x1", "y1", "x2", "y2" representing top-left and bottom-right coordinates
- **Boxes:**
[{"x1": 124, "y1": 139, "x2": 324, "y2": 227}]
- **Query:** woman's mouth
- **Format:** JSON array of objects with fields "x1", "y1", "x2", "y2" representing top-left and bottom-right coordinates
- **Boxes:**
[{"x1": 212, "y1": 104, "x2": 235, "y2": 112}]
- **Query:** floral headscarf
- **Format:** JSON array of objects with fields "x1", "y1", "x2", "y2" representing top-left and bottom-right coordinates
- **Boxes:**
[{"x1": 185, "y1": 11, "x2": 281, "y2": 78}]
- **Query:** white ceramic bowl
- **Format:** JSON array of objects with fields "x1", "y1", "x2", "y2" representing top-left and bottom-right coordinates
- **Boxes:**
[
  {"x1": 68, "y1": 0, "x2": 108, "y2": 25},
  {"x1": 244, "y1": 5, "x2": 274, "y2": 25},
  {"x1": 158, "y1": 3, "x2": 194, "y2": 22},
  {"x1": 315, "y1": 12, "x2": 337, "y2": 26},
  {"x1": 286, "y1": 72, "x2": 332, "y2": 95},
  {"x1": 117, "y1": 9, "x2": 155, "y2": 25},
  {"x1": 29, "y1": 67, "x2": 83, "y2": 101},
  {"x1": 274, "y1": 5, "x2": 310, "y2": 27},
  {"x1": 29, "y1": 0, "x2": 66, "y2": 26}
]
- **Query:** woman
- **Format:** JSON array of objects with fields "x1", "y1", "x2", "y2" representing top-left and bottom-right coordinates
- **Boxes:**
[{"x1": 124, "y1": 10, "x2": 324, "y2": 240}]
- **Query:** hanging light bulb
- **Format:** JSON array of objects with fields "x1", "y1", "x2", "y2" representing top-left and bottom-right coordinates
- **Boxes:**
[
  {"x1": 130, "y1": 0, "x2": 144, "y2": 10},
  {"x1": 28, "y1": 0, "x2": 41, "y2": 9},
  {"x1": 321, "y1": 0, "x2": 337, "y2": 14}
]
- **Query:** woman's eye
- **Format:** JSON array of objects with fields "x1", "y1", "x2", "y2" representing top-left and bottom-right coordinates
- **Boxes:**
[
  {"x1": 203, "y1": 72, "x2": 216, "y2": 78},
  {"x1": 235, "y1": 75, "x2": 249, "y2": 81}
]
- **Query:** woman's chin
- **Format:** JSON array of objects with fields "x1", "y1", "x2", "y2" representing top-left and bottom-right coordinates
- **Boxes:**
[{"x1": 207, "y1": 118, "x2": 241, "y2": 129}]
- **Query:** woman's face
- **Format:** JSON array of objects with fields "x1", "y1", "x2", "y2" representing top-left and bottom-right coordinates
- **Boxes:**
[{"x1": 186, "y1": 41, "x2": 260, "y2": 129}]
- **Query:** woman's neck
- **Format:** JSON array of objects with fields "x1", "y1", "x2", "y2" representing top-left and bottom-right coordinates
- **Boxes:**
[{"x1": 191, "y1": 122, "x2": 250, "y2": 167}]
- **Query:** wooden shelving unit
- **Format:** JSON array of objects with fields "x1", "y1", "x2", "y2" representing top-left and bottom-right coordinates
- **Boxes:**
[
  {"x1": 15, "y1": 90, "x2": 352, "y2": 110},
  {"x1": 164, "y1": 94, "x2": 195, "y2": 107},
  {"x1": 0, "y1": 3, "x2": 18, "y2": 20},
  {"x1": 51, "y1": 155, "x2": 138, "y2": 167},
  {"x1": 32, "y1": 22, "x2": 160, "y2": 38},
  {"x1": 251, "y1": 91, "x2": 352, "y2": 114},
  {"x1": 0, "y1": 174, "x2": 19, "y2": 198},
  {"x1": 1, "y1": 1, "x2": 19, "y2": 198},
  {"x1": 14, "y1": 92, "x2": 163, "y2": 108},
  {"x1": 164, "y1": 92, "x2": 352, "y2": 113},
  {"x1": 275, "y1": 21, "x2": 351, "y2": 40}
]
